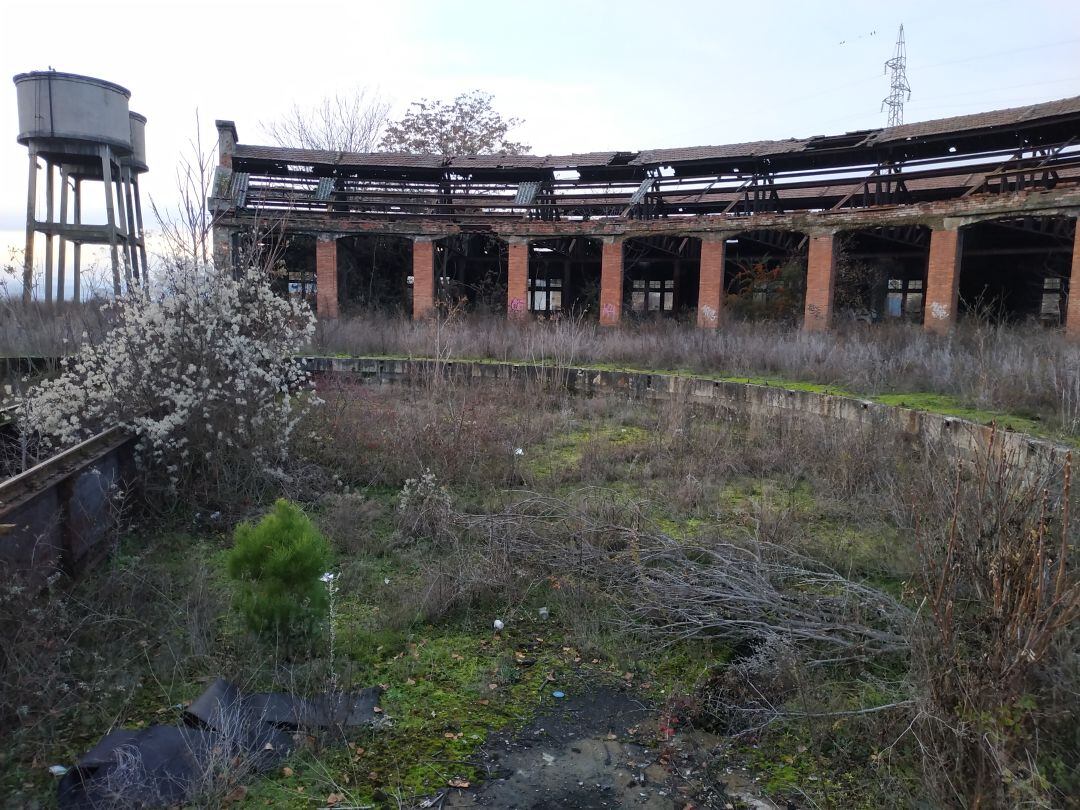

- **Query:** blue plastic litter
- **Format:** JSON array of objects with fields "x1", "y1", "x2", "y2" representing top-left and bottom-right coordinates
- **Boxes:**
[{"x1": 552, "y1": 691, "x2": 565, "y2": 699}]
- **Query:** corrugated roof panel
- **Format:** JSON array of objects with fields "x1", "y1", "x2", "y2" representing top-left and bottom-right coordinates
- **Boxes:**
[
  {"x1": 867, "y1": 96, "x2": 1080, "y2": 145},
  {"x1": 514, "y1": 181, "x2": 542, "y2": 205}
]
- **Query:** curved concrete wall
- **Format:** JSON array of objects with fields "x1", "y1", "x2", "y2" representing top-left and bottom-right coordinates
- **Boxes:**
[{"x1": 302, "y1": 356, "x2": 1069, "y2": 474}]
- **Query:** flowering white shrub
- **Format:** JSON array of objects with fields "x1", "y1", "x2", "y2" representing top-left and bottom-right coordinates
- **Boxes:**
[{"x1": 20, "y1": 260, "x2": 316, "y2": 498}]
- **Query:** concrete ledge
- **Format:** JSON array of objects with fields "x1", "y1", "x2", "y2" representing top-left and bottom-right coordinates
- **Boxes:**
[{"x1": 301, "y1": 356, "x2": 1070, "y2": 474}]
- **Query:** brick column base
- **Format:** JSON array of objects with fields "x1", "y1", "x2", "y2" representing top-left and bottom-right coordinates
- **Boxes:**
[
  {"x1": 925, "y1": 227, "x2": 963, "y2": 334},
  {"x1": 1066, "y1": 219, "x2": 1080, "y2": 338},
  {"x1": 315, "y1": 236, "x2": 339, "y2": 319},
  {"x1": 507, "y1": 240, "x2": 529, "y2": 318},
  {"x1": 697, "y1": 238, "x2": 725, "y2": 327},
  {"x1": 212, "y1": 226, "x2": 232, "y2": 274},
  {"x1": 412, "y1": 238, "x2": 435, "y2": 320},
  {"x1": 804, "y1": 233, "x2": 836, "y2": 331},
  {"x1": 600, "y1": 238, "x2": 623, "y2": 326}
]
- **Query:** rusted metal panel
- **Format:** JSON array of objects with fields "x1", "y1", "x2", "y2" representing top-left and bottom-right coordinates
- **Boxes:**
[{"x1": 0, "y1": 427, "x2": 136, "y2": 583}]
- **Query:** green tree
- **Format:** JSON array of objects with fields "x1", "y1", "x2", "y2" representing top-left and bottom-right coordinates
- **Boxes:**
[
  {"x1": 227, "y1": 499, "x2": 331, "y2": 642},
  {"x1": 379, "y1": 90, "x2": 529, "y2": 156}
]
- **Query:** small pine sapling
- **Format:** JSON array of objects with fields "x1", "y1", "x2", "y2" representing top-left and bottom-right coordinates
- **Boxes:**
[{"x1": 227, "y1": 499, "x2": 331, "y2": 643}]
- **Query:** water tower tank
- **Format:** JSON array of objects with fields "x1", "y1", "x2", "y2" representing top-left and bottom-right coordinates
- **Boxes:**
[
  {"x1": 126, "y1": 112, "x2": 148, "y2": 172},
  {"x1": 14, "y1": 71, "x2": 131, "y2": 154}
]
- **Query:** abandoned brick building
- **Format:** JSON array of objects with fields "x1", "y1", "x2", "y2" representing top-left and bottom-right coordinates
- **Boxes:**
[{"x1": 210, "y1": 96, "x2": 1080, "y2": 333}]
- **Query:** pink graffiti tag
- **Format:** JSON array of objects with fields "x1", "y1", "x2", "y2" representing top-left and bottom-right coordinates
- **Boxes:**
[{"x1": 509, "y1": 298, "x2": 526, "y2": 312}]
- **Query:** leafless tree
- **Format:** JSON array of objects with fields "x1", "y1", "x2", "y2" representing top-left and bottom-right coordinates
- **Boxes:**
[
  {"x1": 261, "y1": 88, "x2": 391, "y2": 153},
  {"x1": 149, "y1": 111, "x2": 216, "y2": 267}
]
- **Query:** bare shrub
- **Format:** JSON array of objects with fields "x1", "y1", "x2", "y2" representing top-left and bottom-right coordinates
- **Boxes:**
[
  {"x1": 317, "y1": 491, "x2": 394, "y2": 556},
  {"x1": 306, "y1": 373, "x2": 557, "y2": 489},
  {"x1": 622, "y1": 535, "x2": 912, "y2": 663},
  {"x1": 395, "y1": 469, "x2": 455, "y2": 547},
  {"x1": 0, "y1": 548, "x2": 232, "y2": 770},
  {"x1": 910, "y1": 441, "x2": 1080, "y2": 808}
]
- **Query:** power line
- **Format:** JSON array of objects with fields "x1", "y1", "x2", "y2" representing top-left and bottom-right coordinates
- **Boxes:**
[
  {"x1": 881, "y1": 24, "x2": 911, "y2": 127},
  {"x1": 918, "y1": 37, "x2": 1080, "y2": 72}
]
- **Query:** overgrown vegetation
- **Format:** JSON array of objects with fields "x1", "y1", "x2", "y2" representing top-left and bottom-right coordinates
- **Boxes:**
[
  {"x1": 2, "y1": 332, "x2": 1078, "y2": 807},
  {"x1": 8, "y1": 296, "x2": 1080, "y2": 438},
  {"x1": 312, "y1": 312, "x2": 1080, "y2": 438},
  {"x1": 9, "y1": 260, "x2": 316, "y2": 506}
]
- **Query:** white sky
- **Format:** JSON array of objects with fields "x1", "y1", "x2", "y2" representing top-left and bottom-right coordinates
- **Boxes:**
[{"x1": 2, "y1": 0, "x2": 1080, "y2": 293}]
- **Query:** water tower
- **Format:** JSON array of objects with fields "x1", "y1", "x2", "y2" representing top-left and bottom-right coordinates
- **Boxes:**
[{"x1": 14, "y1": 70, "x2": 149, "y2": 303}]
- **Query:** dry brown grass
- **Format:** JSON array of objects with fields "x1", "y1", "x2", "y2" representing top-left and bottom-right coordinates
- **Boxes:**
[{"x1": 315, "y1": 312, "x2": 1080, "y2": 434}]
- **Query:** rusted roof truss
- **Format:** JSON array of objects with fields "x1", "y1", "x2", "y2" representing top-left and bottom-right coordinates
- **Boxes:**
[{"x1": 214, "y1": 96, "x2": 1080, "y2": 226}]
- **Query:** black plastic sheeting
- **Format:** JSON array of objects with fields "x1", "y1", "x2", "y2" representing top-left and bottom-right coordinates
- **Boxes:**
[{"x1": 58, "y1": 677, "x2": 382, "y2": 808}]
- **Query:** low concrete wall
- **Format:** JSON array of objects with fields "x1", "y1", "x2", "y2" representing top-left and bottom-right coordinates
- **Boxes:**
[
  {"x1": 302, "y1": 356, "x2": 1070, "y2": 474},
  {"x1": 0, "y1": 430, "x2": 136, "y2": 583}
]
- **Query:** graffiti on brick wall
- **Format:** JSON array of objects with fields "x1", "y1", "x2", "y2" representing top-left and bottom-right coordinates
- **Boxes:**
[
  {"x1": 930, "y1": 301, "x2": 950, "y2": 320},
  {"x1": 700, "y1": 304, "x2": 718, "y2": 323},
  {"x1": 601, "y1": 303, "x2": 617, "y2": 320},
  {"x1": 509, "y1": 297, "x2": 526, "y2": 313}
]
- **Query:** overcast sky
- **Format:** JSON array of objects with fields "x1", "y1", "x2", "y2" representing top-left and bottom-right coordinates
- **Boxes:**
[{"x1": 2, "y1": 0, "x2": 1080, "y2": 286}]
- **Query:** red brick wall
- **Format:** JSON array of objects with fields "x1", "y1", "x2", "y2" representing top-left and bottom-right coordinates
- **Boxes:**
[
  {"x1": 507, "y1": 241, "x2": 529, "y2": 318},
  {"x1": 412, "y1": 239, "x2": 435, "y2": 320},
  {"x1": 1067, "y1": 220, "x2": 1080, "y2": 338},
  {"x1": 315, "y1": 237, "x2": 339, "y2": 319},
  {"x1": 804, "y1": 234, "x2": 836, "y2": 331},
  {"x1": 697, "y1": 238, "x2": 725, "y2": 328},
  {"x1": 600, "y1": 238, "x2": 623, "y2": 326},
  {"x1": 925, "y1": 227, "x2": 962, "y2": 334}
]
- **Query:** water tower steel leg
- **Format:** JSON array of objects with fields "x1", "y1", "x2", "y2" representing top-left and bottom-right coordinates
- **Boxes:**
[
  {"x1": 132, "y1": 174, "x2": 147, "y2": 285},
  {"x1": 113, "y1": 171, "x2": 132, "y2": 292},
  {"x1": 100, "y1": 146, "x2": 121, "y2": 296},
  {"x1": 122, "y1": 168, "x2": 140, "y2": 282},
  {"x1": 73, "y1": 177, "x2": 82, "y2": 303},
  {"x1": 23, "y1": 147, "x2": 37, "y2": 305},
  {"x1": 57, "y1": 167, "x2": 69, "y2": 304},
  {"x1": 44, "y1": 160, "x2": 55, "y2": 305}
]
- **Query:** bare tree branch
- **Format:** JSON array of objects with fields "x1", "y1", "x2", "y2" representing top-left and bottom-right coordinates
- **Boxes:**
[
  {"x1": 261, "y1": 88, "x2": 390, "y2": 153},
  {"x1": 149, "y1": 111, "x2": 216, "y2": 267}
]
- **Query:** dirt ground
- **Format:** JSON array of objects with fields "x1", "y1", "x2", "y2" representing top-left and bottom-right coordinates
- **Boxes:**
[{"x1": 435, "y1": 685, "x2": 780, "y2": 810}]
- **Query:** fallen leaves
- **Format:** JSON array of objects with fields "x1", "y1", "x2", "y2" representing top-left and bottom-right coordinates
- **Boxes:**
[{"x1": 448, "y1": 777, "x2": 470, "y2": 788}]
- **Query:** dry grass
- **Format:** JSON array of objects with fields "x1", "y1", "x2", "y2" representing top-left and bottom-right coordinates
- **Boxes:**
[
  {"x1": 316, "y1": 313, "x2": 1080, "y2": 434},
  {"x1": 315, "y1": 374, "x2": 1078, "y2": 806},
  {"x1": 8, "y1": 301, "x2": 1080, "y2": 434}
]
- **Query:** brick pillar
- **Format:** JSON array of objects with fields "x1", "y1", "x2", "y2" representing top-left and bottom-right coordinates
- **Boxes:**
[
  {"x1": 925, "y1": 226, "x2": 963, "y2": 334},
  {"x1": 697, "y1": 236, "x2": 726, "y2": 328},
  {"x1": 315, "y1": 236, "x2": 339, "y2": 318},
  {"x1": 212, "y1": 226, "x2": 232, "y2": 273},
  {"x1": 600, "y1": 237, "x2": 623, "y2": 326},
  {"x1": 803, "y1": 233, "x2": 836, "y2": 331},
  {"x1": 412, "y1": 238, "x2": 435, "y2": 320},
  {"x1": 1066, "y1": 220, "x2": 1080, "y2": 338},
  {"x1": 507, "y1": 239, "x2": 529, "y2": 318},
  {"x1": 215, "y1": 120, "x2": 237, "y2": 168}
]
